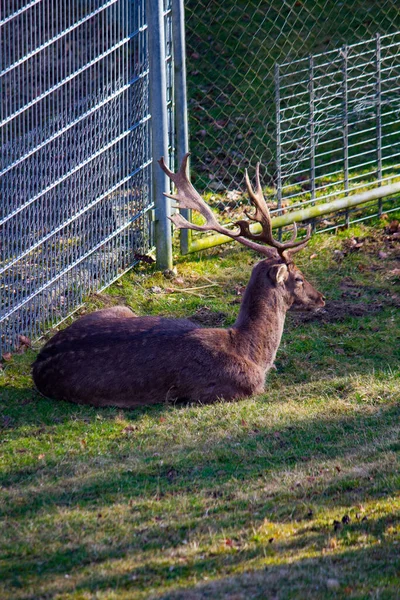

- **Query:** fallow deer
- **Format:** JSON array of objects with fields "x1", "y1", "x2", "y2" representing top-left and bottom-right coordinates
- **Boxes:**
[{"x1": 32, "y1": 154, "x2": 325, "y2": 407}]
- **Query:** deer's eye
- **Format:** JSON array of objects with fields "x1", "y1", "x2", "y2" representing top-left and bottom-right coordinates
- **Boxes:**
[{"x1": 295, "y1": 277, "x2": 304, "y2": 284}]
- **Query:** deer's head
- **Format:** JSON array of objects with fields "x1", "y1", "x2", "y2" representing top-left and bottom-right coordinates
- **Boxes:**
[
  {"x1": 260, "y1": 260, "x2": 325, "y2": 311},
  {"x1": 159, "y1": 154, "x2": 325, "y2": 312}
]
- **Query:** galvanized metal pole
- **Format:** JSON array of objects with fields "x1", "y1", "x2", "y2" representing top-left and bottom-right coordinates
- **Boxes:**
[
  {"x1": 309, "y1": 54, "x2": 316, "y2": 232},
  {"x1": 342, "y1": 45, "x2": 349, "y2": 227},
  {"x1": 172, "y1": 0, "x2": 191, "y2": 254},
  {"x1": 309, "y1": 55, "x2": 315, "y2": 205},
  {"x1": 376, "y1": 33, "x2": 383, "y2": 216},
  {"x1": 275, "y1": 62, "x2": 282, "y2": 240},
  {"x1": 147, "y1": 0, "x2": 173, "y2": 270}
]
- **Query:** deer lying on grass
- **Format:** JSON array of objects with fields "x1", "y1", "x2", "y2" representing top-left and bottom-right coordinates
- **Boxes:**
[{"x1": 32, "y1": 154, "x2": 325, "y2": 407}]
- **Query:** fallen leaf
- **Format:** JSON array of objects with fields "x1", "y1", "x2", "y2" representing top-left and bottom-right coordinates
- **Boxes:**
[
  {"x1": 2, "y1": 353, "x2": 12, "y2": 362},
  {"x1": 18, "y1": 335, "x2": 32, "y2": 347},
  {"x1": 225, "y1": 538, "x2": 234, "y2": 547},
  {"x1": 310, "y1": 253, "x2": 318, "y2": 260},
  {"x1": 163, "y1": 268, "x2": 177, "y2": 279},
  {"x1": 133, "y1": 253, "x2": 155, "y2": 264},
  {"x1": 122, "y1": 425, "x2": 136, "y2": 433},
  {"x1": 333, "y1": 250, "x2": 345, "y2": 261},
  {"x1": 226, "y1": 189, "x2": 242, "y2": 202},
  {"x1": 342, "y1": 514, "x2": 351, "y2": 524},
  {"x1": 150, "y1": 286, "x2": 162, "y2": 294},
  {"x1": 387, "y1": 220, "x2": 399, "y2": 233},
  {"x1": 38, "y1": 454, "x2": 45, "y2": 460},
  {"x1": 333, "y1": 520, "x2": 342, "y2": 532},
  {"x1": 378, "y1": 251, "x2": 388, "y2": 259},
  {"x1": 343, "y1": 586, "x2": 354, "y2": 595}
]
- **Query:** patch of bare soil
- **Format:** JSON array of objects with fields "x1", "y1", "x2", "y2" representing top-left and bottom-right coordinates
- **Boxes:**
[
  {"x1": 88, "y1": 292, "x2": 128, "y2": 308},
  {"x1": 293, "y1": 222, "x2": 400, "y2": 324},
  {"x1": 290, "y1": 298, "x2": 399, "y2": 324},
  {"x1": 189, "y1": 306, "x2": 228, "y2": 326},
  {"x1": 333, "y1": 219, "x2": 400, "y2": 265}
]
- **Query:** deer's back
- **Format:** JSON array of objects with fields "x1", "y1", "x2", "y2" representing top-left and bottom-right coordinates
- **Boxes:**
[{"x1": 32, "y1": 314, "x2": 263, "y2": 407}]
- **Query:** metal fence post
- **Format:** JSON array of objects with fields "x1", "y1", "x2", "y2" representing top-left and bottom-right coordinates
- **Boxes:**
[
  {"x1": 309, "y1": 55, "x2": 315, "y2": 204},
  {"x1": 147, "y1": 0, "x2": 173, "y2": 270},
  {"x1": 342, "y1": 45, "x2": 350, "y2": 227},
  {"x1": 172, "y1": 0, "x2": 191, "y2": 254},
  {"x1": 309, "y1": 54, "x2": 316, "y2": 232},
  {"x1": 376, "y1": 33, "x2": 383, "y2": 216},
  {"x1": 275, "y1": 62, "x2": 282, "y2": 240}
]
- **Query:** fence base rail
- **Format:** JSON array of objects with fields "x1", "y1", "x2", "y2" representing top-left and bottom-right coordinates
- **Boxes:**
[{"x1": 185, "y1": 182, "x2": 400, "y2": 254}]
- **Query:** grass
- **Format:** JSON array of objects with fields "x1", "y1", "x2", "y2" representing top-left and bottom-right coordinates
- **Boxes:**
[{"x1": 1, "y1": 218, "x2": 400, "y2": 599}]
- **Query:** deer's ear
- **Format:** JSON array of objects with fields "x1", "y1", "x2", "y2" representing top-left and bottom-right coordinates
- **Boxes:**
[{"x1": 269, "y1": 263, "x2": 289, "y2": 285}]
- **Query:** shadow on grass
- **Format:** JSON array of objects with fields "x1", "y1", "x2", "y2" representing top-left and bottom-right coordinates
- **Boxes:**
[
  {"x1": 7, "y1": 525, "x2": 400, "y2": 600},
  {"x1": 149, "y1": 543, "x2": 400, "y2": 600},
  {"x1": 1, "y1": 402, "x2": 398, "y2": 517}
]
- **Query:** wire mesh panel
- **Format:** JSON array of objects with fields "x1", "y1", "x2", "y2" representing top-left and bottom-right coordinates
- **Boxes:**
[
  {"x1": 277, "y1": 32, "x2": 400, "y2": 225},
  {"x1": 185, "y1": 0, "x2": 400, "y2": 228},
  {"x1": 0, "y1": 1, "x2": 153, "y2": 355}
]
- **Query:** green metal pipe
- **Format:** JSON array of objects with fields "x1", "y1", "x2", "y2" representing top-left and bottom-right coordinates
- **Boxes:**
[{"x1": 186, "y1": 182, "x2": 400, "y2": 254}]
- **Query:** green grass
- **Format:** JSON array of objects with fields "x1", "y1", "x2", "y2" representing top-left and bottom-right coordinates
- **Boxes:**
[{"x1": 1, "y1": 219, "x2": 400, "y2": 599}]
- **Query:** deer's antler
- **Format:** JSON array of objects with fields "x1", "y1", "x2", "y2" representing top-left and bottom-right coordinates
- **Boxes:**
[
  {"x1": 159, "y1": 153, "x2": 310, "y2": 261},
  {"x1": 237, "y1": 163, "x2": 311, "y2": 261}
]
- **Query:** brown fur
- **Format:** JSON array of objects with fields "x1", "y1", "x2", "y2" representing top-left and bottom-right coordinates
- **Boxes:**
[{"x1": 32, "y1": 258, "x2": 324, "y2": 407}]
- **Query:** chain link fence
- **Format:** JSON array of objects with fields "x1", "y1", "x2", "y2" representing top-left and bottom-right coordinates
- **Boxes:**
[{"x1": 184, "y1": 0, "x2": 400, "y2": 235}]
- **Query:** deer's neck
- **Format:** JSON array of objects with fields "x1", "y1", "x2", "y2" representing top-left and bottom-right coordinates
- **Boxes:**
[{"x1": 233, "y1": 280, "x2": 287, "y2": 369}]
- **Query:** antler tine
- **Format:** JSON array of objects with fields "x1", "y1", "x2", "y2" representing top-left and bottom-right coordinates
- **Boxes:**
[
  {"x1": 159, "y1": 154, "x2": 277, "y2": 258},
  {"x1": 238, "y1": 163, "x2": 312, "y2": 260},
  {"x1": 281, "y1": 223, "x2": 312, "y2": 261},
  {"x1": 159, "y1": 152, "x2": 190, "y2": 182},
  {"x1": 159, "y1": 153, "x2": 224, "y2": 230}
]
